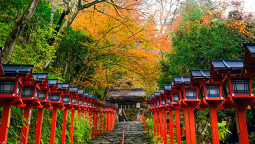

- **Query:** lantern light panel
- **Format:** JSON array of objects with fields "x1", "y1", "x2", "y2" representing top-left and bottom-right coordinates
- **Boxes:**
[
  {"x1": 173, "y1": 94, "x2": 179, "y2": 102},
  {"x1": 167, "y1": 98, "x2": 171, "y2": 104},
  {"x1": 161, "y1": 99, "x2": 166, "y2": 105},
  {"x1": 185, "y1": 89, "x2": 197, "y2": 99},
  {"x1": 206, "y1": 85, "x2": 220, "y2": 97}
]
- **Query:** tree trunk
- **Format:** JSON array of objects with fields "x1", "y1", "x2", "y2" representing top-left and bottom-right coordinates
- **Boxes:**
[
  {"x1": 44, "y1": 0, "x2": 105, "y2": 68},
  {"x1": 2, "y1": 0, "x2": 40, "y2": 64}
]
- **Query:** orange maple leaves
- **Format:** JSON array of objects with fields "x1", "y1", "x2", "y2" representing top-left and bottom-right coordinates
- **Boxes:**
[{"x1": 71, "y1": 1, "x2": 168, "y2": 94}]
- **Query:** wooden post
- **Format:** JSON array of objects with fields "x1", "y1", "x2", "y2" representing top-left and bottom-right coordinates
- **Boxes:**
[
  {"x1": 108, "y1": 112, "x2": 110, "y2": 132},
  {"x1": 21, "y1": 105, "x2": 31, "y2": 144},
  {"x1": 105, "y1": 112, "x2": 107, "y2": 133},
  {"x1": 50, "y1": 107, "x2": 58, "y2": 144},
  {"x1": 90, "y1": 111, "x2": 93, "y2": 135},
  {"x1": 163, "y1": 109, "x2": 167, "y2": 144},
  {"x1": 61, "y1": 108, "x2": 68, "y2": 144},
  {"x1": 160, "y1": 110, "x2": 163, "y2": 142},
  {"x1": 153, "y1": 112, "x2": 156, "y2": 137},
  {"x1": 0, "y1": 103, "x2": 12, "y2": 144},
  {"x1": 184, "y1": 107, "x2": 191, "y2": 144},
  {"x1": 189, "y1": 107, "x2": 197, "y2": 144},
  {"x1": 157, "y1": 111, "x2": 160, "y2": 140},
  {"x1": 35, "y1": 108, "x2": 44, "y2": 144},
  {"x1": 93, "y1": 111, "x2": 96, "y2": 136},
  {"x1": 168, "y1": 110, "x2": 174, "y2": 144},
  {"x1": 175, "y1": 109, "x2": 181, "y2": 144},
  {"x1": 236, "y1": 106, "x2": 249, "y2": 144},
  {"x1": 70, "y1": 108, "x2": 75, "y2": 144},
  {"x1": 101, "y1": 113, "x2": 104, "y2": 134},
  {"x1": 210, "y1": 107, "x2": 220, "y2": 144},
  {"x1": 77, "y1": 109, "x2": 81, "y2": 121}
]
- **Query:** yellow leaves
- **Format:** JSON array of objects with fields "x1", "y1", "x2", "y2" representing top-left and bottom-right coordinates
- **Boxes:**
[{"x1": 70, "y1": 1, "x2": 167, "y2": 94}]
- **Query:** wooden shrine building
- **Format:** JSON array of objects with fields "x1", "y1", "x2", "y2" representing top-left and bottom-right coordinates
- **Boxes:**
[{"x1": 109, "y1": 88, "x2": 147, "y2": 121}]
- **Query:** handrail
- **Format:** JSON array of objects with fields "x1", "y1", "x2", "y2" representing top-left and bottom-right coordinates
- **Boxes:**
[
  {"x1": 140, "y1": 115, "x2": 153, "y2": 137},
  {"x1": 122, "y1": 123, "x2": 125, "y2": 144}
]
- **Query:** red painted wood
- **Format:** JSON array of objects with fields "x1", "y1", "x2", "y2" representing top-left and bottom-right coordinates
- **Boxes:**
[
  {"x1": 35, "y1": 108, "x2": 43, "y2": 144},
  {"x1": 61, "y1": 108, "x2": 68, "y2": 144},
  {"x1": 175, "y1": 109, "x2": 181, "y2": 144},
  {"x1": 0, "y1": 103, "x2": 12, "y2": 144},
  {"x1": 50, "y1": 107, "x2": 58, "y2": 144},
  {"x1": 90, "y1": 111, "x2": 93, "y2": 135},
  {"x1": 168, "y1": 110, "x2": 174, "y2": 144},
  {"x1": 21, "y1": 106, "x2": 31, "y2": 144},
  {"x1": 77, "y1": 109, "x2": 81, "y2": 121},
  {"x1": 160, "y1": 110, "x2": 163, "y2": 141},
  {"x1": 122, "y1": 123, "x2": 125, "y2": 144},
  {"x1": 163, "y1": 110, "x2": 167, "y2": 144},
  {"x1": 184, "y1": 108, "x2": 191, "y2": 144},
  {"x1": 95, "y1": 112, "x2": 97, "y2": 136},
  {"x1": 157, "y1": 111, "x2": 160, "y2": 140},
  {"x1": 93, "y1": 111, "x2": 96, "y2": 137},
  {"x1": 189, "y1": 107, "x2": 197, "y2": 144},
  {"x1": 153, "y1": 112, "x2": 156, "y2": 137},
  {"x1": 70, "y1": 108, "x2": 75, "y2": 144},
  {"x1": 210, "y1": 107, "x2": 220, "y2": 144},
  {"x1": 236, "y1": 107, "x2": 250, "y2": 144},
  {"x1": 101, "y1": 113, "x2": 104, "y2": 134},
  {"x1": 105, "y1": 112, "x2": 107, "y2": 133},
  {"x1": 108, "y1": 112, "x2": 110, "y2": 132}
]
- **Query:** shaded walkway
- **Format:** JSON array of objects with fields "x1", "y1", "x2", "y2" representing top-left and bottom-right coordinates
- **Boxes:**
[{"x1": 90, "y1": 122, "x2": 151, "y2": 144}]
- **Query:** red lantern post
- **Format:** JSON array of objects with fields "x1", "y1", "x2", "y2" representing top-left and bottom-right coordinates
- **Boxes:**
[
  {"x1": 48, "y1": 79, "x2": 64, "y2": 144},
  {"x1": 33, "y1": 73, "x2": 53, "y2": 144},
  {"x1": 190, "y1": 69, "x2": 223, "y2": 144},
  {"x1": 159, "y1": 90, "x2": 167, "y2": 144},
  {"x1": 69, "y1": 87, "x2": 79, "y2": 144},
  {"x1": 58, "y1": 83, "x2": 71, "y2": 144},
  {"x1": 77, "y1": 90, "x2": 84, "y2": 121},
  {"x1": 164, "y1": 84, "x2": 174, "y2": 144},
  {"x1": 0, "y1": 65, "x2": 33, "y2": 144},
  {"x1": 210, "y1": 58, "x2": 255, "y2": 144},
  {"x1": 21, "y1": 72, "x2": 48, "y2": 144},
  {"x1": 173, "y1": 76, "x2": 200, "y2": 144},
  {"x1": 169, "y1": 81, "x2": 182, "y2": 144}
]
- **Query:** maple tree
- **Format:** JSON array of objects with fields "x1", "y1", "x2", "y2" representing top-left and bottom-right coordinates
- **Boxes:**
[{"x1": 69, "y1": 1, "x2": 169, "y2": 97}]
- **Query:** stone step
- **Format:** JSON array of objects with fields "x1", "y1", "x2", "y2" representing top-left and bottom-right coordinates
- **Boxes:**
[{"x1": 90, "y1": 122, "x2": 151, "y2": 144}]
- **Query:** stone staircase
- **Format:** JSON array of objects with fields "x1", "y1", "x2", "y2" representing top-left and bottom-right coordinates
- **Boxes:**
[{"x1": 90, "y1": 121, "x2": 151, "y2": 144}]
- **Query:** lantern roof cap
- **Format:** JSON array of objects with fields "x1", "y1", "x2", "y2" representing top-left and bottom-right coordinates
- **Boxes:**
[
  {"x1": 33, "y1": 73, "x2": 48, "y2": 81},
  {"x1": 69, "y1": 87, "x2": 78, "y2": 93},
  {"x1": 154, "y1": 92, "x2": 160, "y2": 97},
  {"x1": 160, "y1": 89, "x2": 164, "y2": 94},
  {"x1": 210, "y1": 60, "x2": 243, "y2": 71},
  {"x1": 173, "y1": 76, "x2": 190, "y2": 84},
  {"x1": 78, "y1": 90, "x2": 84, "y2": 95},
  {"x1": 243, "y1": 43, "x2": 255, "y2": 56},
  {"x1": 84, "y1": 93, "x2": 89, "y2": 97},
  {"x1": 164, "y1": 84, "x2": 172, "y2": 91},
  {"x1": 89, "y1": 94, "x2": 92, "y2": 98},
  {"x1": 58, "y1": 83, "x2": 69, "y2": 90},
  {"x1": 190, "y1": 69, "x2": 210, "y2": 79},
  {"x1": 2, "y1": 64, "x2": 34, "y2": 75},
  {"x1": 48, "y1": 79, "x2": 58, "y2": 87}
]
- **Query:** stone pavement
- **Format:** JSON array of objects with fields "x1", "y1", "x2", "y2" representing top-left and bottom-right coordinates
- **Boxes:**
[{"x1": 89, "y1": 121, "x2": 151, "y2": 144}]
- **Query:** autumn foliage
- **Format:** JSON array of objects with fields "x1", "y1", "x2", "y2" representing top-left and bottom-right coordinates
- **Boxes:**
[{"x1": 71, "y1": 1, "x2": 169, "y2": 94}]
